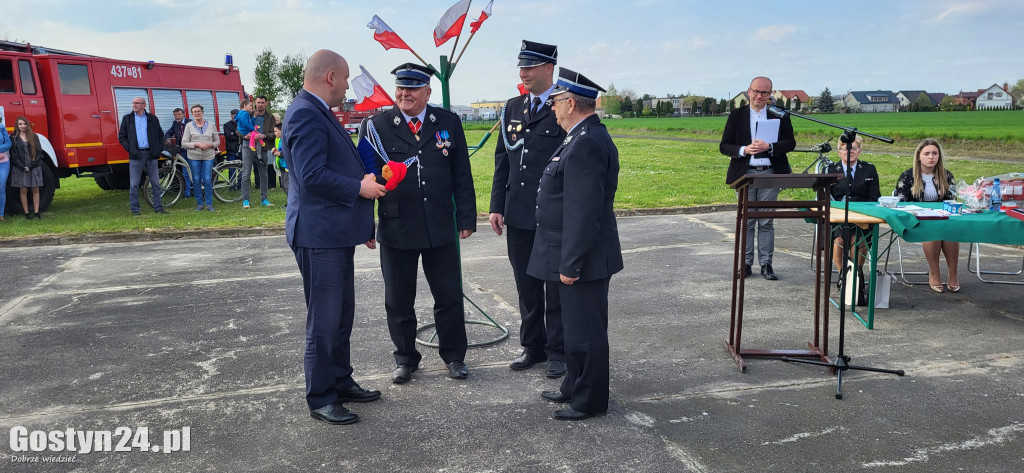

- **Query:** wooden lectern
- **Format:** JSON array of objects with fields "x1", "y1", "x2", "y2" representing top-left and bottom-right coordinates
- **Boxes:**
[{"x1": 726, "y1": 173, "x2": 841, "y2": 372}]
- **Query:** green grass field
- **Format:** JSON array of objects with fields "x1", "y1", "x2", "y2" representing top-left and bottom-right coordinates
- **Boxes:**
[
  {"x1": 1, "y1": 127, "x2": 1019, "y2": 240},
  {"x1": 468, "y1": 110, "x2": 1024, "y2": 159}
]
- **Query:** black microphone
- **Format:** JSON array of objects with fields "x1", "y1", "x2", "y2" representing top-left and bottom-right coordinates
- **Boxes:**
[{"x1": 766, "y1": 104, "x2": 789, "y2": 118}]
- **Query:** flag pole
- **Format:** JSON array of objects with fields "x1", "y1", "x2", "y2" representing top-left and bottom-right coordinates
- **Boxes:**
[
  {"x1": 407, "y1": 47, "x2": 432, "y2": 69},
  {"x1": 451, "y1": 31, "x2": 477, "y2": 70},
  {"x1": 447, "y1": 35, "x2": 461, "y2": 78}
]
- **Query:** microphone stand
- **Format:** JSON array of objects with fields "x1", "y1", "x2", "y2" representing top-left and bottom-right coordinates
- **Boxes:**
[{"x1": 773, "y1": 107, "x2": 905, "y2": 399}]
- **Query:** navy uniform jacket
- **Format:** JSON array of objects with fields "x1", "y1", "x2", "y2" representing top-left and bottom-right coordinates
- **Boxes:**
[
  {"x1": 825, "y1": 161, "x2": 881, "y2": 202},
  {"x1": 719, "y1": 105, "x2": 795, "y2": 185},
  {"x1": 359, "y1": 105, "x2": 476, "y2": 250},
  {"x1": 489, "y1": 94, "x2": 567, "y2": 230},
  {"x1": 527, "y1": 114, "x2": 623, "y2": 282},
  {"x1": 283, "y1": 89, "x2": 375, "y2": 248}
]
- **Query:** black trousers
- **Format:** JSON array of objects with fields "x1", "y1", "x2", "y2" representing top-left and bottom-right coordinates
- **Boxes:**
[
  {"x1": 558, "y1": 276, "x2": 611, "y2": 414},
  {"x1": 506, "y1": 226, "x2": 563, "y2": 360},
  {"x1": 293, "y1": 246, "x2": 356, "y2": 410},
  {"x1": 380, "y1": 242, "x2": 468, "y2": 366}
]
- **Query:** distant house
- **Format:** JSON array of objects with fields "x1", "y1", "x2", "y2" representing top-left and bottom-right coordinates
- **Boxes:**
[
  {"x1": 928, "y1": 93, "x2": 947, "y2": 105},
  {"x1": 976, "y1": 83, "x2": 1015, "y2": 109},
  {"x1": 730, "y1": 91, "x2": 750, "y2": 109},
  {"x1": 772, "y1": 90, "x2": 810, "y2": 110},
  {"x1": 895, "y1": 90, "x2": 937, "y2": 107},
  {"x1": 953, "y1": 90, "x2": 981, "y2": 109},
  {"x1": 843, "y1": 90, "x2": 899, "y2": 112}
]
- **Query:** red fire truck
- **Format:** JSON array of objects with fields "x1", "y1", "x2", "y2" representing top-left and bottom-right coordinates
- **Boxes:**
[{"x1": 1, "y1": 41, "x2": 245, "y2": 213}]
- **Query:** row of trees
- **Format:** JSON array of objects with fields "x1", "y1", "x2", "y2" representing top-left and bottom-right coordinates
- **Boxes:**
[
  {"x1": 598, "y1": 79, "x2": 1024, "y2": 116},
  {"x1": 252, "y1": 48, "x2": 306, "y2": 109}
]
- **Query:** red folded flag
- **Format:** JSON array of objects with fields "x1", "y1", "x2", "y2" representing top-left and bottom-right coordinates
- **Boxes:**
[
  {"x1": 469, "y1": 0, "x2": 493, "y2": 34},
  {"x1": 368, "y1": 15, "x2": 412, "y2": 51},
  {"x1": 517, "y1": 83, "x2": 528, "y2": 96},
  {"x1": 382, "y1": 161, "x2": 408, "y2": 191},
  {"x1": 433, "y1": 0, "x2": 472, "y2": 46}
]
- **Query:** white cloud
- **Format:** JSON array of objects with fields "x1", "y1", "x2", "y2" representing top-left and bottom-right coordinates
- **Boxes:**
[
  {"x1": 926, "y1": 2, "x2": 991, "y2": 23},
  {"x1": 751, "y1": 25, "x2": 795, "y2": 43}
]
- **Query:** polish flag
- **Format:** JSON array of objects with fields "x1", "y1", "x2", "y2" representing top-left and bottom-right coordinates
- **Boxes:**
[
  {"x1": 433, "y1": 0, "x2": 472, "y2": 47},
  {"x1": 469, "y1": 0, "x2": 493, "y2": 34},
  {"x1": 368, "y1": 15, "x2": 412, "y2": 51},
  {"x1": 351, "y1": 66, "x2": 394, "y2": 111}
]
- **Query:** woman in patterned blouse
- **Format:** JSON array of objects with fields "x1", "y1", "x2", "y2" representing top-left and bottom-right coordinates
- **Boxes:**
[{"x1": 894, "y1": 138, "x2": 959, "y2": 293}]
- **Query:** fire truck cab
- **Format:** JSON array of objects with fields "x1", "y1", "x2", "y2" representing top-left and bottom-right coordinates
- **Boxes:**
[{"x1": 1, "y1": 41, "x2": 244, "y2": 213}]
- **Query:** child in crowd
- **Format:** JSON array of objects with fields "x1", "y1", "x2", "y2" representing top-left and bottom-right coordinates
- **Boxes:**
[
  {"x1": 235, "y1": 99, "x2": 255, "y2": 149},
  {"x1": 272, "y1": 122, "x2": 289, "y2": 199}
]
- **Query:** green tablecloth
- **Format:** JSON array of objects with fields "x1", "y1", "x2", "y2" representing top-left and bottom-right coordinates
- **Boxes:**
[{"x1": 842, "y1": 201, "x2": 1024, "y2": 244}]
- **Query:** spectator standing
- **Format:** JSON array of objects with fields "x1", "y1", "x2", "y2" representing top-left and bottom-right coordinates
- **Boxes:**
[
  {"x1": 252, "y1": 96, "x2": 277, "y2": 202},
  {"x1": 117, "y1": 97, "x2": 166, "y2": 215},
  {"x1": 223, "y1": 108, "x2": 241, "y2": 160},
  {"x1": 0, "y1": 110, "x2": 10, "y2": 222},
  {"x1": 181, "y1": 104, "x2": 221, "y2": 211},
  {"x1": 165, "y1": 108, "x2": 192, "y2": 198},
  {"x1": 272, "y1": 122, "x2": 289, "y2": 198},
  {"x1": 9, "y1": 117, "x2": 45, "y2": 219},
  {"x1": 236, "y1": 99, "x2": 263, "y2": 209}
]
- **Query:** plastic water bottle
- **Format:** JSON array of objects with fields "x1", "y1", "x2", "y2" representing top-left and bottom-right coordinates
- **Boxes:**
[{"x1": 991, "y1": 178, "x2": 1002, "y2": 211}]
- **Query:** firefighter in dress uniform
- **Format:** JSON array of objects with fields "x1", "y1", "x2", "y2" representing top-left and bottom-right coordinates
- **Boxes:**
[
  {"x1": 489, "y1": 40, "x2": 569, "y2": 378},
  {"x1": 358, "y1": 63, "x2": 477, "y2": 384}
]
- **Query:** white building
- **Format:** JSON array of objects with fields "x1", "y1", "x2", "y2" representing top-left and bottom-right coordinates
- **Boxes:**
[{"x1": 975, "y1": 83, "x2": 1015, "y2": 109}]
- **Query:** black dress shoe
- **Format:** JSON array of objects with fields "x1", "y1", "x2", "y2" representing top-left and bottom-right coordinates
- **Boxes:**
[
  {"x1": 155, "y1": 209, "x2": 168, "y2": 214},
  {"x1": 447, "y1": 361, "x2": 469, "y2": 379},
  {"x1": 744, "y1": 264, "x2": 753, "y2": 278},
  {"x1": 553, "y1": 407, "x2": 601, "y2": 421},
  {"x1": 540, "y1": 390, "x2": 570, "y2": 403},
  {"x1": 510, "y1": 352, "x2": 547, "y2": 370},
  {"x1": 309, "y1": 401, "x2": 359, "y2": 425},
  {"x1": 545, "y1": 360, "x2": 567, "y2": 378},
  {"x1": 337, "y1": 385, "x2": 381, "y2": 403},
  {"x1": 131, "y1": 210, "x2": 141, "y2": 216},
  {"x1": 761, "y1": 264, "x2": 778, "y2": 280},
  {"x1": 392, "y1": 364, "x2": 417, "y2": 384}
]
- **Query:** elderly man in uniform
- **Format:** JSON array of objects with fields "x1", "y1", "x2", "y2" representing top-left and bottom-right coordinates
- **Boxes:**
[
  {"x1": 528, "y1": 68, "x2": 623, "y2": 421},
  {"x1": 490, "y1": 40, "x2": 568, "y2": 379},
  {"x1": 358, "y1": 63, "x2": 477, "y2": 384}
]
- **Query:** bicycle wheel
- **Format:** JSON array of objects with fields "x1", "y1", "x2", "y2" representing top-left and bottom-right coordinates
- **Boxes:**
[
  {"x1": 143, "y1": 166, "x2": 184, "y2": 208},
  {"x1": 212, "y1": 160, "x2": 243, "y2": 203}
]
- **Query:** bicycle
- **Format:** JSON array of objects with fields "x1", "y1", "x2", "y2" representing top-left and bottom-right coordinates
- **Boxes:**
[
  {"x1": 796, "y1": 138, "x2": 835, "y2": 174},
  {"x1": 144, "y1": 150, "x2": 244, "y2": 208}
]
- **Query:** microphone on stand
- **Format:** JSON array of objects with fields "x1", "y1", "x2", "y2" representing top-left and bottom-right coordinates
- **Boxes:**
[{"x1": 767, "y1": 104, "x2": 789, "y2": 118}]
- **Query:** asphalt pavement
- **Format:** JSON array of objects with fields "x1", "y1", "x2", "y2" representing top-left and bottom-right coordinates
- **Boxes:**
[{"x1": 1, "y1": 212, "x2": 1022, "y2": 472}]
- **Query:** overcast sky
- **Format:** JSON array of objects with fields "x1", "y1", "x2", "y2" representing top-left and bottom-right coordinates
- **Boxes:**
[{"x1": 6, "y1": 0, "x2": 1024, "y2": 105}]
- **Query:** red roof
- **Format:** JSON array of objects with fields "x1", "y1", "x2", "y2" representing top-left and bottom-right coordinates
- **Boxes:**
[{"x1": 776, "y1": 90, "x2": 810, "y2": 102}]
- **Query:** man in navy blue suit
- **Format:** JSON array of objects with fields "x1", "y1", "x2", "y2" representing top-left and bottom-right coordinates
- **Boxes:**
[{"x1": 283, "y1": 49, "x2": 388, "y2": 425}]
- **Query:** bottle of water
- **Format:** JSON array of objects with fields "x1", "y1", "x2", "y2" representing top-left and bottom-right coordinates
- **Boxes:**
[{"x1": 991, "y1": 178, "x2": 1002, "y2": 211}]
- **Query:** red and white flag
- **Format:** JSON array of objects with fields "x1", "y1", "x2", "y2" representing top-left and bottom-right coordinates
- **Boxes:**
[
  {"x1": 469, "y1": 0, "x2": 493, "y2": 34},
  {"x1": 368, "y1": 15, "x2": 412, "y2": 51},
  {"x1": 351, "y1": 66, "x2": 394, "y2": 111},
  {"x1": 433, "y1": 0, "x2": 472, "y2": 46}
]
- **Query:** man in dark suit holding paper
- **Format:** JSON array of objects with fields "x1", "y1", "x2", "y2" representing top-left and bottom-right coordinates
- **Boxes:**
[
  {"x1": 720, "y1": 76, "x2": 795, "y2": 280},
  {"x1": 283, "y1": 49, "x2": 388, "y2": 426}
]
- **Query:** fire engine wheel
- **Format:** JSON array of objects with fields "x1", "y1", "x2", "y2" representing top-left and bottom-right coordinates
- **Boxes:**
[
  {"x1": 5, "y1": 163, "x2": 56, "y2": 214},
  {"x1": 212, "y1": 160, "x2": 243, "y2": 203},
  {"x1": 143, "y1": 167, "x2": 184, "y2": 209}
]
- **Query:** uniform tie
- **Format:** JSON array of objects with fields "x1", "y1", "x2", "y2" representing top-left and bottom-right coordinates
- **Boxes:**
[
  {"x1": 408, "y1": 117, "x2": 421, "y2": 136},
  {"x1": 530, "y1": 97, "x2": 542, "y2": 118}
]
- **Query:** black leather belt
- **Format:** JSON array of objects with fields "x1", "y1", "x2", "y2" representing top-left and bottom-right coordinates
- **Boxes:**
[{"x1": 749, "y1": 165, "x2": 771, "y2": 171}]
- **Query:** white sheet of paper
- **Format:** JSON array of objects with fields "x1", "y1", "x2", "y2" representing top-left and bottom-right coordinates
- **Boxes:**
[{"x1": 754, "y1": 119, "x2": 780, "y2": 144}]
